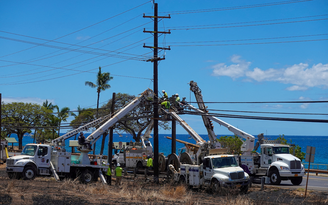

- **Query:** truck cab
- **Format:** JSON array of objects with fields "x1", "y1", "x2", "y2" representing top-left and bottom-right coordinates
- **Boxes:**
[
  {"x1": 260, "y1": 144, "x2": 305, "y2": 185},
  {"x1": 6, "y1": 144, "x2": 52, "y2": 180},
  {"x1": 176, "y1": 155, "x2": 250, "y2": 193}
]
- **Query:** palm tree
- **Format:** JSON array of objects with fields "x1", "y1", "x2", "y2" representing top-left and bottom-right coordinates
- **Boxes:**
[
  {"x1": 55, "y1": 106, "x2": 72, "y2": 137},
  {"x1": 85, "y1": 66, "x2": 113, "y2": 154},
  {"x1": 85, "y1": 67, "x2": 113, "y2": 118}
]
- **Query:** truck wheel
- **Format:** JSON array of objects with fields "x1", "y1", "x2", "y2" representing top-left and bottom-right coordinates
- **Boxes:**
[
  {"x1": 211, "y1": 179, "x2": 220, "y2": 193},
  {"x1": 240, "y1": 185, "x2": 248, "y2": 194},
  {"x1": 291, "y1": 177, "x2": 303, "y2": 185},
  {"x1": 268, "y1": 170, "x2": 281, "y2": 185},
  {"x1": 23, "y1": 166, "x2": 36, "y2": 180},
  {"x1": 178, "y1": 175, "x2": 185, "y2": 184},
  {"x1": 136, "y1": 161, "x2": 143, "y2": 174},
  {"x1": 80, "y1": 169, "x2": 93, "y2": 184}
]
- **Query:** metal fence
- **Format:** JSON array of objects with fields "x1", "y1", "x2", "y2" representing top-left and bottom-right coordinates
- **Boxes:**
[{"x1": 303, "y1": 163, "x2": 328, "y2": 171}]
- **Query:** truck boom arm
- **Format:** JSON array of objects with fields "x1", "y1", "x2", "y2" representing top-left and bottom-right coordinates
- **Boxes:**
[
  {"x1": 163, "y1": 109, "x2": 205, "y2": 146},
  {"x1": 189, "y1": 81, "x2": 217, "y2": 145},
  {"x1": 185, "y1": 103, "x2": 255, "y2": 153},
  {"x1": 86, "y1": 89, "x2": 153, "y2": 146},
  {"x1": 52, "y1": 113, "x2": 113, "y2": 147}
]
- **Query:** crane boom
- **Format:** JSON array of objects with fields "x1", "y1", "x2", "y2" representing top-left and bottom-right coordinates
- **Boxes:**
[
  {"x1": 185, "y1": 103, "x2": 255, "y2": 153},
  {"x1": 86, "y1": 89, "x2": 153, "y2": 146},
  {"x1": 163, "y1": 109, "x2": 205, "y2": 146},
  {"x1": 189, "y1": 81, "x2": 217, "y2": 145},
  {"x1": 52, "y1": 113, "x2": 113, "y2": 147}
]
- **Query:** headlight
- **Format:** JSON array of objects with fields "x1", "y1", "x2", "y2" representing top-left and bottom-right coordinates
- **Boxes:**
[
  {"x1": 15, "y1": 161, "x2": 25, "y2": 166},
  {"x1": 280, "y1": 166, "x2": 289, "y2": 170}
]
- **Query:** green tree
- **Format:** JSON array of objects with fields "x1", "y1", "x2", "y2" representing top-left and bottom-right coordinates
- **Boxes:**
[
  {"x1": 55, "y1": 106, "x2": 72, "y2": 137},
  {"x1": 2, "y1": 102, "x2": 50, "y2": 149},
  {"x1": 276, "y1": 135, "x2": 305, "y2": 161},
  {"x1": 218, "y1": 135, "x2": 243, "y2": 155}
]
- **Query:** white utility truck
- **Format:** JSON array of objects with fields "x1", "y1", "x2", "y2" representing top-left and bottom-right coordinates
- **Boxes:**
[
  {"x1": 169, "y1": 154, "x2": 250, "y2": 193},
  {"x1": 188, "y1": 81, "x2": 305, "y2": 185},
  {"x1": 112, "y1": 121, "x2": 166, "y2": 173},
  {"x1": 6, "y1": 89, "x2": 153, "y2": 183}
]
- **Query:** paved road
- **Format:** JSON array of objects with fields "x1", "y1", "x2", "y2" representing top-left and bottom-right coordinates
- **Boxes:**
[{"x1": 253, "y1": 175, "x2": 328, "y2": 191}]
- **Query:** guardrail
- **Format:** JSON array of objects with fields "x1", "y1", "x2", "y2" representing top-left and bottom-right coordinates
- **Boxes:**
[
  {"x1": 303, "y1": 163, "x2": 328, "y2": 171},
  {"x1": 303, "y1": 163, "x2": 328, "y2": 175}
]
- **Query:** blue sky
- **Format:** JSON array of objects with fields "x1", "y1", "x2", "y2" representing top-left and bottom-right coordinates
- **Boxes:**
[{"x1": 0, "y1": 0, "x2": 327, "y2": 137}]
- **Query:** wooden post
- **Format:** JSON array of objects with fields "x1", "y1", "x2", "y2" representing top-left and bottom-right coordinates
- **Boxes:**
[{"x1": 305, "y1": 147, "x2": 312, "y2": 198}]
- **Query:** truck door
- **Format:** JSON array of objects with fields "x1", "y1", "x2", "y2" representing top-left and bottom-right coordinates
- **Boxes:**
[
  {"x1": 261, "y1": 147, "x2": 273, "y2": 168},
  {"x1": 35, "y1": 146, "x2": 51, "y2": 168},
  {"x1": 203, "y1": 158, "x2": 213, "y2": 181}
]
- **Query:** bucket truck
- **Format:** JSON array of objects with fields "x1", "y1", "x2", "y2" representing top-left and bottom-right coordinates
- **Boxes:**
[
  {"x1": 6, "y1": 89, "x2": 153, "y2": 183},
  {"x1": 112, "y1": 120, "x2": 167, "y2": 173},
  {"x1": 189, "y1": 81, "x2": 305, "y2": 185}
]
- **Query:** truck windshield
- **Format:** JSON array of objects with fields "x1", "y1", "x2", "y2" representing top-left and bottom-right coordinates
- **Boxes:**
[
  {"x1": 212, "y1": 157, "x2": 238, "y2": 168},
  {"x1": 273, "y1": 147, "x2": 289, "y2": 154},
  {"x1": 21, "y1": 145, "x2": 37, "y2": 156}
]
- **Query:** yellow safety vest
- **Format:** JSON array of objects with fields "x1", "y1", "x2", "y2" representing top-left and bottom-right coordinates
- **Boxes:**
[
  {"x1": 106, "y1": 167, "x2": 111, "y2": 176},
  {"x1": 147, "y1": 158, "x2": 153, "y2": 167},
  {"x1": 116, "y1": 167, "x2": 123, "y2": 177}
]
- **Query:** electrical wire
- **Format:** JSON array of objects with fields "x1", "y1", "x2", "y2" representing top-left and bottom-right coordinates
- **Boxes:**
[
  {"x1": 159, "y1": 0, "x2": 312, "y2": 15},
  {"x1": 183, "y1": 110, "x2": 328, "y2": 123},
  {"x1": 0, "y1": 1, "x2": 151, "y2": 59},
  {"x1": 189, "y1": 100, "x2": 328, "y2": 104},
  {"x1": 165, "y1": 33, "x2": 328, "y2": 44},
  {"x1": 206, "y1": 108, "x2": 328, "y2": 116},
  {"x1": 167, "y1": 14, "x2": 328, "y2": 30}
]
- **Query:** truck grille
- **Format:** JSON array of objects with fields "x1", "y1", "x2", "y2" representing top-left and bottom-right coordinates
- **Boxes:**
[
  {"x1": 230, "y1": 171, "x2": 244, "y2": 180},
  {"x1": 290, "y1": 160, "x2": 301, "y2": 169},
  {"x1": 6, "y1": 159, "x2": 14, "y2": 166}
]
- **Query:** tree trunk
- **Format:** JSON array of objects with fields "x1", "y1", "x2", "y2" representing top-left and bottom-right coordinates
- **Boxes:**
[
  {"x1": 100, "y1": 132, "x2": 107, "y2": 155},
  {"x1": 18, "y1": 132, "x2": 24, "y2": 150},
  {"x1": 94, "y1": 91, "x2": 100, "y2": 155}
]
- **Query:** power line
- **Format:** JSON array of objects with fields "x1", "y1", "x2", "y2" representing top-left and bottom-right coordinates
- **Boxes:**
[
  {"x1": 184, "y1": 110, "x2": 328, "y2": 123},
  {"x1": 159, "y1": 0, "x2": 312, "y2": 15},
  {"x1": 189, "y1": 100, "x2": 328, "y2": 104},
  {"x1": 206, "y1": 108, "x2": 328, "y2": 116},
  {"x1": 170, "y1": 38, "x2": 328, "y2": 46},
  {"x1": 166, "y1": 33, "x2": 328, "y2": 44},
  {"x1": 168, "y1": 14, "x2": 328, "y2": 30},
  {"x1": 0, "y1": 1, "x2": 151, "y2": 59}
]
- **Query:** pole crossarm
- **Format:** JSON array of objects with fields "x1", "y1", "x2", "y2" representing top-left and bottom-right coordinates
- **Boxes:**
[{"x1": 143, "y1": 14, "x2": 171, "y2": 19}]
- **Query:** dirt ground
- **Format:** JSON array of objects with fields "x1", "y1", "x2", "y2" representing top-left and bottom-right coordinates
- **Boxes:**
[{"x1": 0, "y1": 163, "x2": 327, "y2": 205}]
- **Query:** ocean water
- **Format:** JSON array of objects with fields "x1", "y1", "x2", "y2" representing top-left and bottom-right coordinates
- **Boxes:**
[{"x1": 8, "y1": 133, "x2": 328, "y2": 165}]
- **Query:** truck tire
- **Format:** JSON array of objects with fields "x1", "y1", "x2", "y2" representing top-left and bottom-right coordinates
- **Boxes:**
[
  {"x1": 268, "y1": 170, "x2": 281, "y2": 185},
  {"x1": 136, "y1": 161, "x2": 143, "y2": 174},
  {"x1": 291, "y1": 177, "x2": 302, "y2": 185},
  {"x1": 178, "y1": 175, "x2": 185, "y2": 184},
  {"x1": 240, "y1": 185, "x2": 248, "y2": 194},
  {"x1": 23, "y1": 166, "x2": 36, "y2": 180},
  {"x1": 211, "y1": 179, "x2": 220, "y2": 193},
  {"x1": 80, "y1": 169, "x2": 93, "y2": 184}
]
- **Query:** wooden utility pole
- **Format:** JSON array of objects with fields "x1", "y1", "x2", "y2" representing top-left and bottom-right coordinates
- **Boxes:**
[
  {"x1": 108, "y1": 92, "x2": 116, "y2": 185},
  {"x1": 143, "y1": 2, "x2": 170, "y2": 182}
]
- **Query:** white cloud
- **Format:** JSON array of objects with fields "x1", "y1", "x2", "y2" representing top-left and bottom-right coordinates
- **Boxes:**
[
  {"x1": 2, "y1": 97, "x2": 54, "y2": 105},
  {"x1": 211, "y1": 55, "x2": 251, "y2": 79},
  {"x1": 210, "y1": 55, "x2": 328, "y2": 90},
  {"x1": 299, "y1": 96, "x2": 310, "y2": 109}
]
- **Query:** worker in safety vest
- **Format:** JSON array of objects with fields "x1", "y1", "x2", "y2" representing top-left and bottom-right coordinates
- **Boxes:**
[
  {"x1": 161, "y1": 101, "x2": 170, "y2": 109},
  {"x1": 115, "y1": 163, "x2": 123, "y2": 186},
  {"x1": 162, "y1": 90, "x2": 168, "y2": 100},
  {"x1": 106, "y1": 163, "x2": 111, "y2": 185},
  {"x1": 175, "y1": 93, "x2": 180, "y2": 102},
  {"x1": 145, "y1": 156, "x2": 153, "y2": 179}
]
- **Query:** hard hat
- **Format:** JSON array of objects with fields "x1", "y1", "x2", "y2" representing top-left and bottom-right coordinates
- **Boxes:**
[
  {"x1": 117, "y1": 163, "x2": 120, "y2": 166},
  {"x1": 162, "y1": 90, "x2": 165, "y2": 93},
  {"x1": 148, "y1": 156, "x2": 151, "y2": 159},
  {"x1": 176, "y1": 93, "x2": 179, "y2": 96}
]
